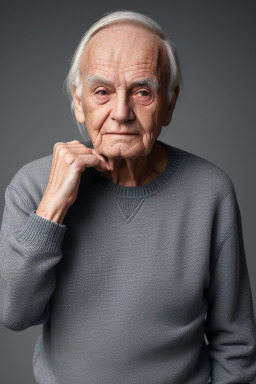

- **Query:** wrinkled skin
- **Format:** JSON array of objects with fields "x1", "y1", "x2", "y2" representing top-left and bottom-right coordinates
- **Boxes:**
[{"x1": 73, "y1": 23, "x2": 179, "y2": 186}]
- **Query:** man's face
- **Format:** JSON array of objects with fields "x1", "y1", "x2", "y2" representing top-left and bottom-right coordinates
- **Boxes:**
[{"x1": 73, "y1": 23, "x2": 175, "y2": 160}]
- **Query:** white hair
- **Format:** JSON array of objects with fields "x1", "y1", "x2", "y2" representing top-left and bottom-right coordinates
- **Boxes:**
[{"x1": 64, "y1": 10, "x2": 182, "y2": 140}]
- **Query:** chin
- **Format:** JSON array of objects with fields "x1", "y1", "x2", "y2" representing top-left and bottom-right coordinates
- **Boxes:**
[{"x1": 101, "y1": 140, "x2": 147, "y2": 160}]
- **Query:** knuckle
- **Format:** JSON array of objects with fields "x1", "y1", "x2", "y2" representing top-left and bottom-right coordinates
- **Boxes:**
[
  {"x1": 58, "y1": 146, "x2": 69, "y2": 157},
  {"x1": 63, "y1": 153, "x2": 76, "y2": 165},
  {"x1": 66, "y1": 139, "x2": 80, "y2": 145},
  {"x1": 53, "y1": 142, "x2": 63, "y2": 150}
]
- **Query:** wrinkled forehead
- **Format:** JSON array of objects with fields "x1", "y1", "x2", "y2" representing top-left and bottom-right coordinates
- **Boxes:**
[{"x1": 80, "y1": 23, "x2": 168, "y2": 80}]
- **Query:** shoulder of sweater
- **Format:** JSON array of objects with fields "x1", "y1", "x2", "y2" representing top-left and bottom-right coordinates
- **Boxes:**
[
  {"x1": 7, "y1": 141, "x2": 236, "y2": 208},
  {"x1": 161, "y1": 141, "x2": 236, "y2": 198},
  {"x1": 7, "y1": 153, "x2": 53, "y2": 209}
]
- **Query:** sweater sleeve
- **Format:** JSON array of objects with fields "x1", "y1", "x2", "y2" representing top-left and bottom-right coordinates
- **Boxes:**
[
  {"x1": 0, "y1": 184, "x2": 67, "y2": 331},
  {"x1": 205, "y1": 183, "x2": 256, "y2": 383}
]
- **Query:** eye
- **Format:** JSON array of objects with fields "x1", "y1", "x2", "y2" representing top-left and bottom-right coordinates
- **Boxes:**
[
  {"x1": 93, "y1": 88, "x2": 111, "y2": 104},
  {"x1": 137, "y1": 90, "x2": 150, "y2": 97},
  {"x1": 134, "y1": 89, "x2": 153, "y2": 104},
  {"x1": 95, "y1": 89, "x2": 108, "y2": 96}
]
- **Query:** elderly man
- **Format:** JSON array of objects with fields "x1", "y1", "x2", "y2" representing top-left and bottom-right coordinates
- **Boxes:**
[{"x1": 0, "y1": 10, "x2": 256, "y2": 384}]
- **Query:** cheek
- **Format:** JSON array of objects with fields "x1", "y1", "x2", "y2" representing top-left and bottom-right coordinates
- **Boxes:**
[
  {"x1": 135, "y1": 104, "x2": 162, "y2": 133},
  {"x1": 133, "y1": 106, "x2": 162, "y2": 151},
  {"x1": 83, "y1": 104, "x2": 109, "y2": 133}
]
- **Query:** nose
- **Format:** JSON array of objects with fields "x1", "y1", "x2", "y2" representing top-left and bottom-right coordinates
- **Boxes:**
[{"x1": 109, "y1": 91, "x2": 135, "y2": 123}]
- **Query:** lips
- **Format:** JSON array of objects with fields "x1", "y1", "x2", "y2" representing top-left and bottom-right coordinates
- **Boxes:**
[{"x1": 106, "y1": 133, "x2": 137, "y2": 135}]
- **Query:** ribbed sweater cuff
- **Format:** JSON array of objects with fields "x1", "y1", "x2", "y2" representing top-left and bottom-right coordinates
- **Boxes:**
[{"x1": 15, "y1": 210, "x2": 67, "y2": 253}]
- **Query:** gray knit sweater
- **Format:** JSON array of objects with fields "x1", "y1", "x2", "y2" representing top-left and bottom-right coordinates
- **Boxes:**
[{"x1": 0, "y1": 139, "x2": 256, "y2": 384}]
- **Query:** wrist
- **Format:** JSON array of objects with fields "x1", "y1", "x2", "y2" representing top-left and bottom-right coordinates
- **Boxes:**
[{"x1": 36, "y1": 199, "x2": 70, "y2": 225}]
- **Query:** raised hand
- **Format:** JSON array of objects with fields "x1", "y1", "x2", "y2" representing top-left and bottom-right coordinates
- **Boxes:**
[{"x1": 36, "y1": 140, "x2": 111, "y2": 224}]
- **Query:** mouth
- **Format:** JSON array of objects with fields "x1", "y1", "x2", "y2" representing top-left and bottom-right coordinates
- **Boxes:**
[{"x1": 106, "y1": 133, "x2": 138, "y2": 135}]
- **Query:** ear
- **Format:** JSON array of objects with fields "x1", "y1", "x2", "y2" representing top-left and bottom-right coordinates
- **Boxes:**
[
  {"x1": 72, "y1": 85, "x2": 85, "y2": 124},
  {"x1": 163, "y1": 86, "x2": 180, "y2": 126}
]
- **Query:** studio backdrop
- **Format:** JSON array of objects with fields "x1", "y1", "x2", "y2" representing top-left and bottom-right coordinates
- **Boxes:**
[{"x1": 0, "y1": 1, "x2": 255, "y2": 383}]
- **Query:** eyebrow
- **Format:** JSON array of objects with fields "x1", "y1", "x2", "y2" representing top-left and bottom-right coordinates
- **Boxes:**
[{"x1": 86, "y1": 75, "x2": 161, "y2": 92}]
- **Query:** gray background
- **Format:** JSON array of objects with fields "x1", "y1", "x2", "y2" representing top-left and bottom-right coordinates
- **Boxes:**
[{"x1": 0, "y1": 0, "x2": 255, "y2": 383}]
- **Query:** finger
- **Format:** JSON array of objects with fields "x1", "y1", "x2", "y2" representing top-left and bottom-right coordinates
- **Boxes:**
[
  {"x1": 47, "y1": 142, "x2": 64, "y2": 193},
  {"x1": 94, "y1": 162, "x2": 110, "y2": 172},
  {"x1": 91, "y1": 149, "x2": 111, "y2": 170},
  {"x1": 75, "y1": 154, "x2": 101, "y2": 171},
  {"x1": 51, "y1": 143, "x2": 93, "y2": 180},
  {"x1": 61, "y1": 142, "x2": 93, "y2": 154}
]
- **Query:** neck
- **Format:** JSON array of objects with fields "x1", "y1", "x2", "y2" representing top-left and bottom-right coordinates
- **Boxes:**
[{"x1": 102, "y1": 142, "x2": 168, "y2": 187}]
